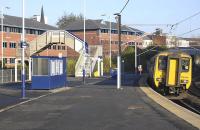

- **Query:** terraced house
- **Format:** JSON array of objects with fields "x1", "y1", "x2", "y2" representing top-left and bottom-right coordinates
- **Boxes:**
[{"x1": 0, "y1": 14, "x2": 60, "y2": 68}]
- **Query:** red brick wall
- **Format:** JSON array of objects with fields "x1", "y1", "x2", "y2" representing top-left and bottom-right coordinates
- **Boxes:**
[
  {"x1": 71, "y1": 31, "x2": 100, "y2": 45},
  {"x1": 67, "y1": 47, "x2": 79, "y2": 58},
  {"x1": 71, "y1": 30, "x2": 142, "y2": 57},
  {"x1": 152, "y1": 35, "x2": 166, "y2": 46},
  {"x1": 0, "y1": 32, "x2": 37, "y2": 58}
]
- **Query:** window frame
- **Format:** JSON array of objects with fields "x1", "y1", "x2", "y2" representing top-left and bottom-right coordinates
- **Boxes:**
[
  {"x1": 158, "y1": 56, "x2": 167, "y2": 70},
  {"x1": 181, "y1": 57, "x2": 190, "y2": 72}
]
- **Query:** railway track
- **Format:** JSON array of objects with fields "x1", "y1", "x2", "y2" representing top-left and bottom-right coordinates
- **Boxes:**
[
  {"x1": 149, "y1": 83, "x2": 200, "y2": 115},
  {"x1": 168, "y1": 93, "x2": 200, "y2": 115}
]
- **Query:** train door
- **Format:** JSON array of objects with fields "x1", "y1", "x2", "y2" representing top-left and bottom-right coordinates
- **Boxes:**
[{"x1": 166, "y1": 57, "x2": 180, "y2": 87}]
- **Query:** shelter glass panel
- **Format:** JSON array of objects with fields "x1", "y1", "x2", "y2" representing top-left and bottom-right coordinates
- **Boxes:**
[{"x1": 33, "y1": 58, "x2": 48, "y2": 76}]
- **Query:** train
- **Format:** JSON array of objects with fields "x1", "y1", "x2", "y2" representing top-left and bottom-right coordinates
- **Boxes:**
[{"x1": 147, "y1": 51, "x2": 192, "y2": 95}]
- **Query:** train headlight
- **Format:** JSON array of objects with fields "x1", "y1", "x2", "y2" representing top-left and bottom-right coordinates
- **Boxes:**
[
  {"x1": 181, "y1": 80, "x2": 188, "y2": 83},
  {"x1": 156, "y1": 78, "x2": 163, "y2": 82}
]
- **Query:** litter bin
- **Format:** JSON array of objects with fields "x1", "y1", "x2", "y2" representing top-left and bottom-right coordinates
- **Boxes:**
[{"x1": 110, "y1": 68, "x2": 117, "y2": 79}]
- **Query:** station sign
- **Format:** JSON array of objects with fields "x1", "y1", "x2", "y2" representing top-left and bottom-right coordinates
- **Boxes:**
[
  {"x1": 20, "y1": 41, "x2": 29, "y2": 48},
  {"x1": 138, "y1": 65, "x2": 142, "y2": 74}
]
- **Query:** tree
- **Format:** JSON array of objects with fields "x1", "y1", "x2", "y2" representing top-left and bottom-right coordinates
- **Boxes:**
[{"x1": 56, "y1": 12, "x2": 83, "y2": 29}]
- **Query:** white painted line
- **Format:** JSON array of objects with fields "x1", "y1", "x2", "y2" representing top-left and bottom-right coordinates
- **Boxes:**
[
  {"x1": 0, "y1": 94, "x2": 49, "y2": 113},
  {"x1": 50, "y1": 87, "x2": 72, "y2": 93},
  {"x1": 139, "y1": 76, "x2": 200, "y2": 129},
  {"x1": 87, "y1": 80, "x2": 102, "y2": 85}
]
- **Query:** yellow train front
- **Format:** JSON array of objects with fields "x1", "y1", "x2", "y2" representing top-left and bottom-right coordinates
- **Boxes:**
[{"x1": 148, "y1": 51, "x2": 192, "y2": 95}]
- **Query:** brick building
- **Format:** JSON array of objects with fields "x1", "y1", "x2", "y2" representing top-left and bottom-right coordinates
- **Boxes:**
[
  {"x1": 0, "y1": 14, "x2": 71, "y2": 68},
  {"x1": 66, "y1": 19, "x2": 143, "y2": 57}
]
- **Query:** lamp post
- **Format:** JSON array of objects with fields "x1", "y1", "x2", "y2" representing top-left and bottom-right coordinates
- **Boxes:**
[
  {"x1": 135, "y1": 42, "x2": 137, "y2": 74},
  {"x1": 114, "y1": 0, "x2": 130, "y2": 89},
  {"x1": 21, "y1": 0, "x2": 25, "y2": 98},
  {"x1": 101, "y1": 14, "x2": 112, "y2": 69},
  {"x1": 83, "y1": 0, "x2": 86, "y2": 84},
  {"x1": 114, "y1": 13, "x2": 121, "y2": 90},
  {"x1": 1, "y1": 6, "x2": 10, "y2": 84}
]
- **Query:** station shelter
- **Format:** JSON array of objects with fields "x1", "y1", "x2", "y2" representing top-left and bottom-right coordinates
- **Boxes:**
[{"x1": 31, "y1": 56, "x2": 67, "y2": 89}]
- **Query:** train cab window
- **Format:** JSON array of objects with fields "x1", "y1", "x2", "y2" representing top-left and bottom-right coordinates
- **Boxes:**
[
  {"x1": 181, "y1": 58, "x2": 190, "y2": 72},
  {"x1": 158, "y1": 56, "x2": 167, "y2": 70}
]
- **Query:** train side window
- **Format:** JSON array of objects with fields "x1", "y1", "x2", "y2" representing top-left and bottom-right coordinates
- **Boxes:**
[
  {"x1": 158, "y1": 56, "x2": 167, "y2": 70},
  {"x1": 181, "y1": 58, "x2": 190, "y2": 72}
]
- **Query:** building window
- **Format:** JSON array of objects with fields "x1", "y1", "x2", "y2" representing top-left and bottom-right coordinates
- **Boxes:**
[
  {"x1": 136, "y1": 32, "x2": 143, "y2": 36},
  {"x1": 62, "y1": 46, "x2": 66, "y2": 50},
  {"x1": 53, "y1": 45, "x2": 56, "y2": 50},
  {"x1": 111, "y1": 30, "x2": 118, "y2": 34},
  {"x1": 30, "y1": 29, "x2": 36, "y2": 34},
  {"x1": 3, "y1": 26, "x2": 10, "y2": 32},
  {"x1": 48, "y1": 46, "x2": 51, "y2": 49},
  {"x1": 10, "y1": 42, "x2": 16, "y2": 48},
  {"x1": 10, "y1": 58, "x2": 15, "y2": 64},
  {"x1": 38, "y1": 30, "x2": 45, "y2": 35},
  {"x1": 35, "y1": 30, "x2": 38, "y2": 35},
  {"x1": 18, "y1": 28, "x2": 22, "y2": 33},
  {"x1": 121, "y1": 31, "x2": 127, "y2": 35},
  {"x1": 3, "y1": 58, "x2": 7, "y2": 64},
  {"x1": 25, "y1": 29, "x2": 31, "y2": 34},
  {"x1": 57, "y1": 46, "x2": 61, "y2": 50},
  {"x1": 3, "y1": 42, "x2": 7, "y2": 48},
  {"x1": 101, "y1": 29, "x2": 109, "y2": 33},
  {"x1": 128, "y1": 32, "x2": 136, "y2": 35}
]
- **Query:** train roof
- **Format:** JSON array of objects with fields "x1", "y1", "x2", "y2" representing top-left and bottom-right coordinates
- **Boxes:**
[{"x1": 155, "y1": 50, "x2": 192, "y2": 58}]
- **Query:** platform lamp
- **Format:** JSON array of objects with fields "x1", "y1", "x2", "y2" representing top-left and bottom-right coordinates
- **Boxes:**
[
  {"x1": 21, "y1": 0, "x2": 26, "y2": 98},
  {"x1": 82, "y1": 0, "x2": 86, "y2": 84}
]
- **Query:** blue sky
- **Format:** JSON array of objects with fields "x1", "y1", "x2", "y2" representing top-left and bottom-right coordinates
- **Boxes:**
[{"x1": 1, "y1": 0, "x2": 200, "y2": 37}]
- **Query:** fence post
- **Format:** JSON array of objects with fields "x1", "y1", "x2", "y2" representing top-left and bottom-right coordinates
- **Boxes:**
[
  {"x1": 11, "y1": 69, "x2": 12, "y2": 82},
  {"x1": 29, "y1": 58, "x2": 31, "y2": 80},
  {"x1": 15, "y1": 59, "x2": 17, "y2": 82}
]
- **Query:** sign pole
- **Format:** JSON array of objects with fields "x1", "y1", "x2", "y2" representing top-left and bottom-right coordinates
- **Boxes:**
[{"x1": 21, "y1": 0, "x2": 26, "y2": 98}]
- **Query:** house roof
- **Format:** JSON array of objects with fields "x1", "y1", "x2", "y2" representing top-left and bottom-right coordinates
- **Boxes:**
[
  {"x1": 66, "y1": 19, "x2": 143, "y2": 33},
  {"x1": 183, "y1": 38, "x2": 200, "y2": 42},
  {"x1": 143, "y1": 35, "x2": 152, "y2": 40},
  {"x1": 1, "y1": 15, "x2": 57, "y2": 30}
]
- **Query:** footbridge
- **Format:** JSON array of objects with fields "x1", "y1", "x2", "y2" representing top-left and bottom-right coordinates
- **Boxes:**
[{"x1": 14, "y1": 30, "x2": 102, "y2": 81}]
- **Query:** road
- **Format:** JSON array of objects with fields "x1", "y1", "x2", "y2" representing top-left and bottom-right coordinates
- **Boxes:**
[{"x1": 0, "y1": 75, "x2": 197, "y2": 130}]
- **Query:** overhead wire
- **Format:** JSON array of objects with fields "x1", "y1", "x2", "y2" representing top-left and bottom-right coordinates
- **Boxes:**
[
  {"x1": 119, "y1": 0, "x2": 130, "y2": 14},
  {"x1": 178, "y1": 27, "x2": 200, "y2": 36},
  {"x1": 173, "y1": 10, "x2": 200, "y2": 26},
  {"x1": 170, "y1": 10, "x2": 200, "y2": 34}
]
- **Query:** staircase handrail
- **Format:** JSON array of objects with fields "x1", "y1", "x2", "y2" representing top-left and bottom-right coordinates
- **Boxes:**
[{"x1": 75, "y1": 49, "x2": 84, "y2": 74}]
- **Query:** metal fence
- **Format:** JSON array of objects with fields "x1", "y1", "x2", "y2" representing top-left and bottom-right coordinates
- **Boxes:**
[{"x1": 0, "y1": 69, "x2": 29, "y2": 84}]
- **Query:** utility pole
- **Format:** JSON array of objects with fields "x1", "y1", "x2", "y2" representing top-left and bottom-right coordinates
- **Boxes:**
[
  {"x1": 113, "y1": 0, "x2": 130, "y2": 90},
  {"x1": 114, "y1": 13, "x2": 121, "y2": 90}
]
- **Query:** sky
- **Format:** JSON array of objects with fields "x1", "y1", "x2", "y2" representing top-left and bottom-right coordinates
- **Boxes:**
[{"x1": 1, "y1": 0, "x2": 200, "y2": 37}]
